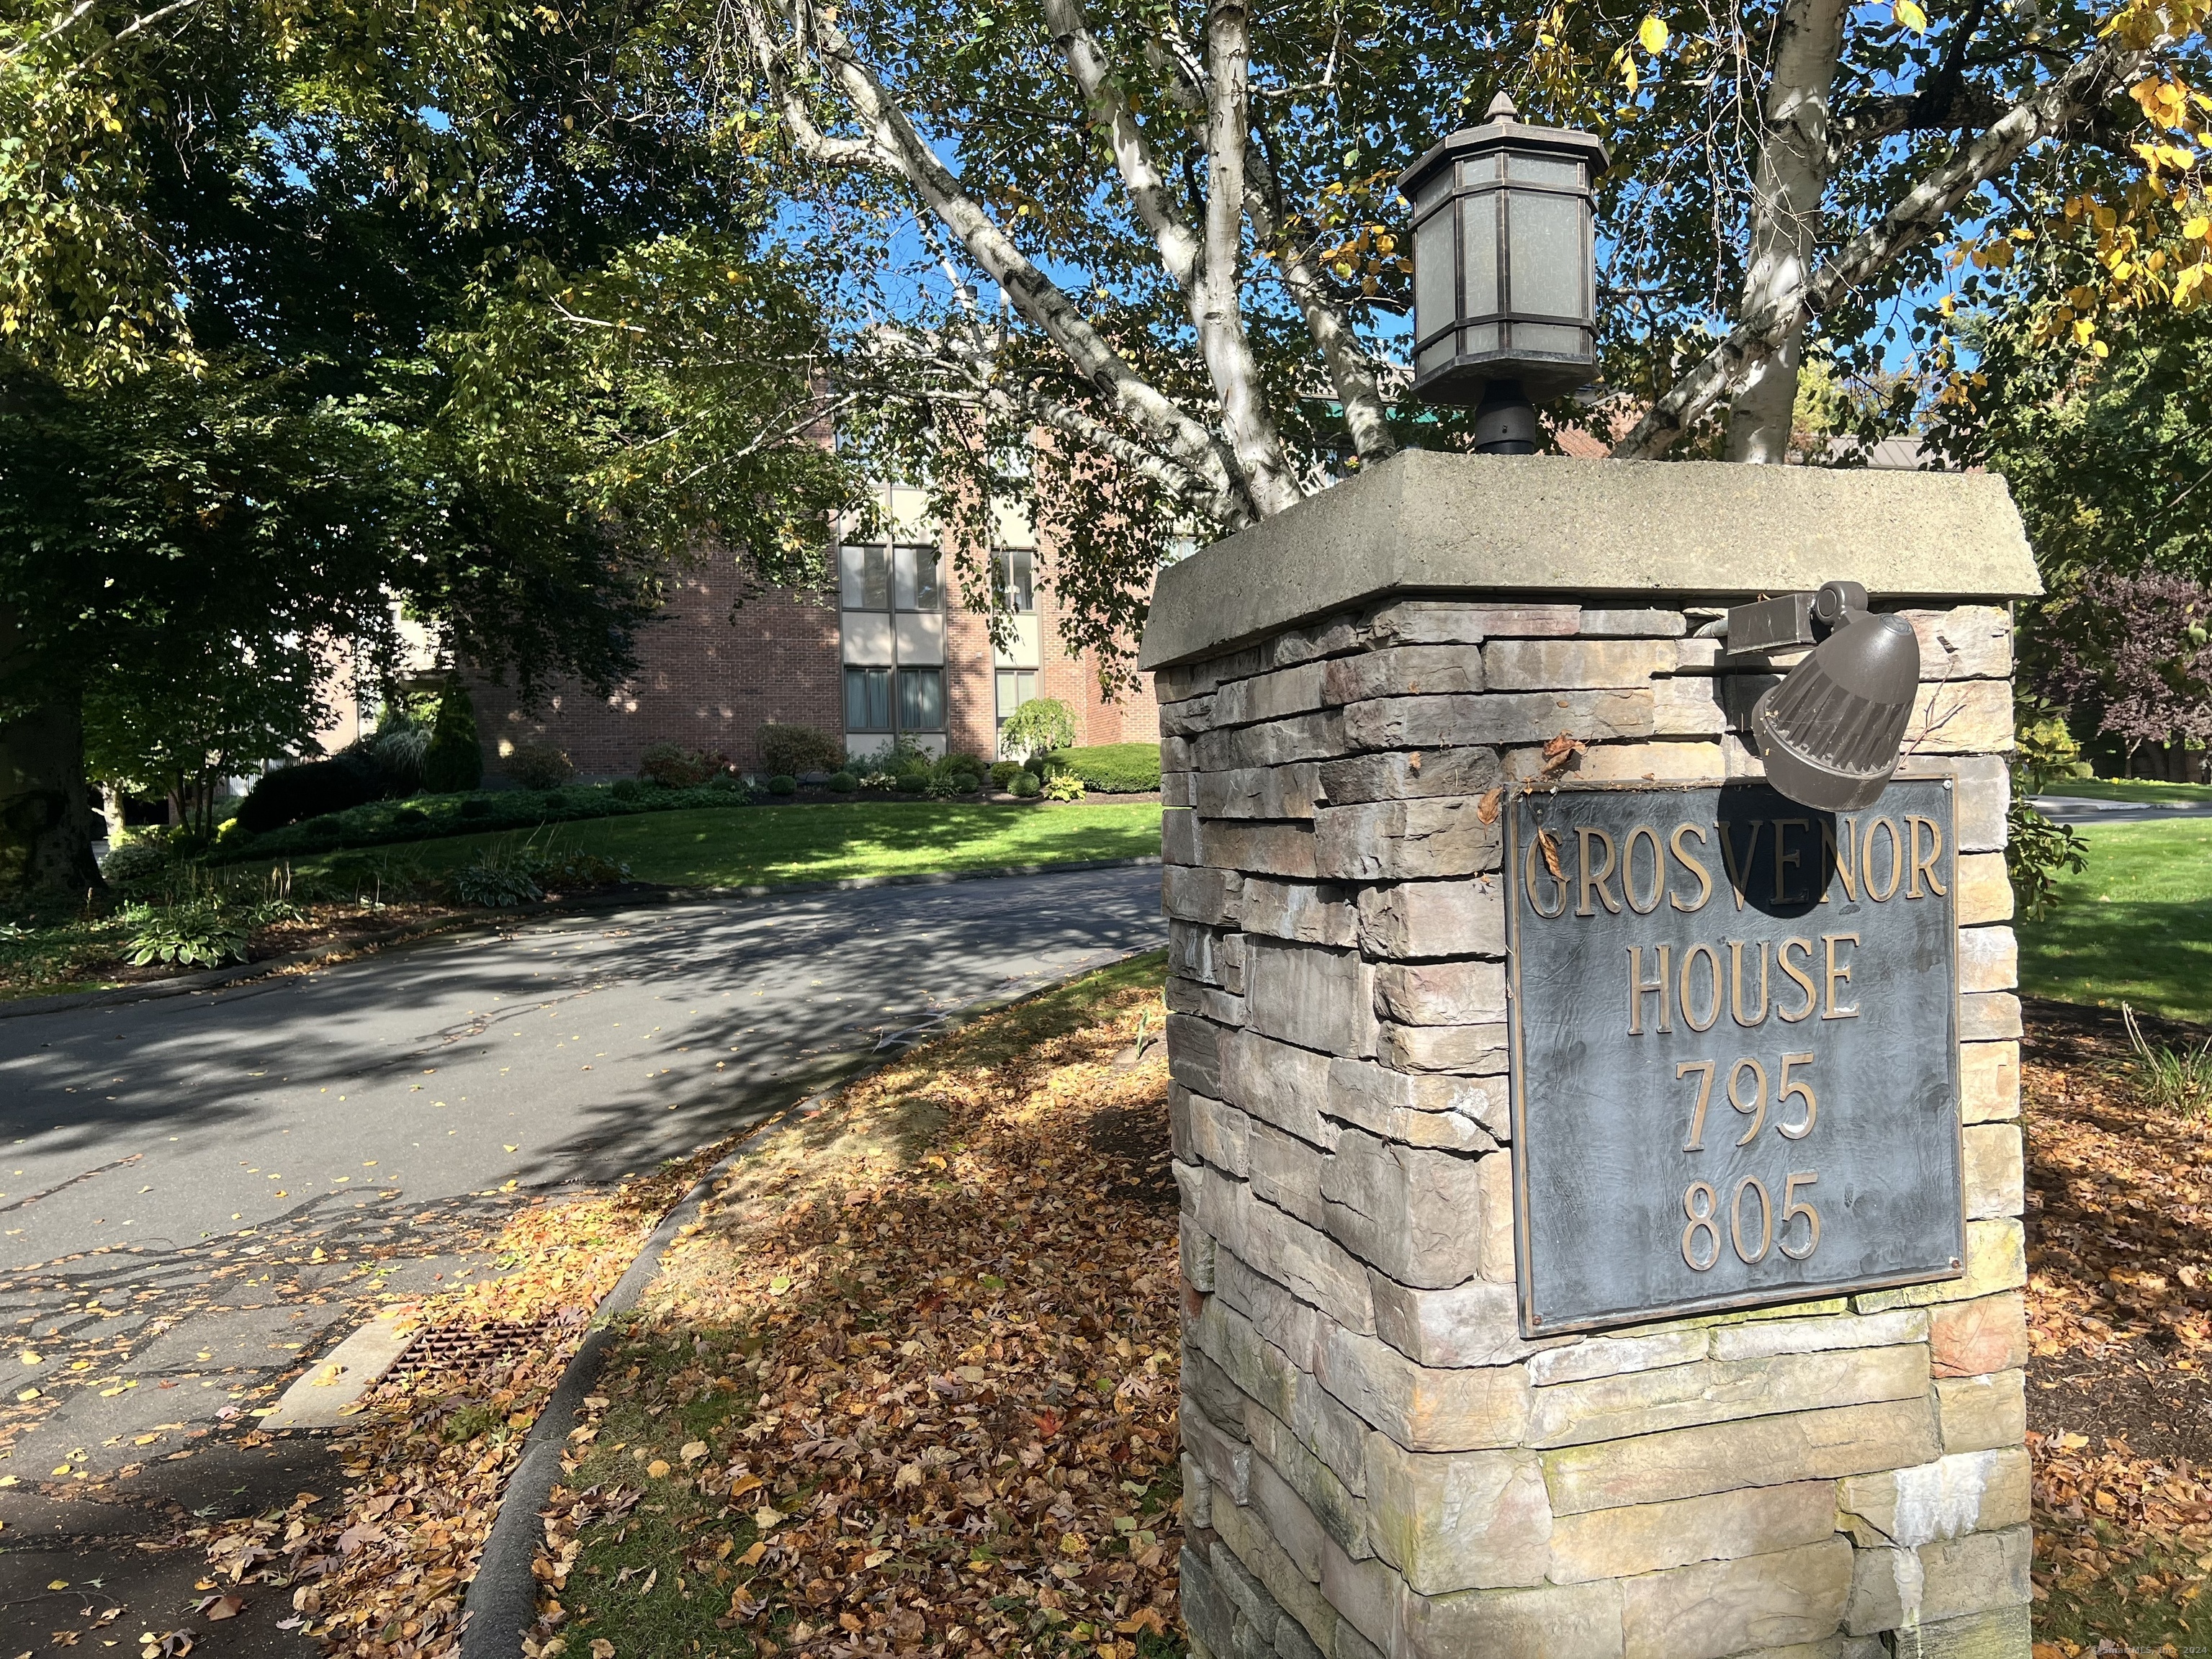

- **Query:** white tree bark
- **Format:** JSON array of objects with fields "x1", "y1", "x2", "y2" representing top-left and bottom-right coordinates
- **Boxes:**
[
  {"x1": 731, "y1": 0, "x2": 1256, "y2": 523},
  {"x1": 1613, "y1": 38, "x2": 2151, "y2": 460},
  {"x1": 1198, "y1": 0, "x2": 1300, "y2": 514},
  {"x1": 1725, "y1": 0, "x2": 1848, "y2": 462}
]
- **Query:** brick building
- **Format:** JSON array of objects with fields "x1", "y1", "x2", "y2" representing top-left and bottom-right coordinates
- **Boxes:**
[{"x1": 469, "y1": 485, "x2": 1160, "y2": 779}]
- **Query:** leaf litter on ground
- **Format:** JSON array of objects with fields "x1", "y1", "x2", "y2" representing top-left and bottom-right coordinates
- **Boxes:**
[{"x1": 530, "y1": 952, "x2": 1183, "y2": 1659}]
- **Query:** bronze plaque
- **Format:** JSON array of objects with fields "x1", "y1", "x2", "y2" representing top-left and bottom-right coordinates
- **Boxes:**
[{"x1": 1506, "y1": 778, "x2": 1964, "y2": 1335}]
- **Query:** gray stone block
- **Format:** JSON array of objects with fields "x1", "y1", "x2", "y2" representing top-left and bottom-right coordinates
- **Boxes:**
[
  {"x1": 1362, "y1": 598, "x2": 1492, "y2": 647},
  {"x1": 1182, "y1": 1544, "x2": 1240, "y2": 1657},
  {"x1": 1959, "y1": 992, "x2": 2022, "y2": 1042},
  {"x1": 1184, "y1": 1450, "x2": 1214, "y2": 1529},
  {"x1": 1934, "y1": 1370, "x2": 2025, "y2": 1455},
  {"x1": 1217, "y1": 1245, "x2": 1323, "y2": 1363},
  {"x1": 1186, "y1": 1392, "x2": 1256, "y2": 1505},
  {"x1": 1372, "y1": 959, "x2": 1508, "y2": 1025},
  {"x1": 1245, "y1": 939, "x2": 1378, "y2": 1058},
  {"x1": 1241, "y1": 876, "x2": 1359, "y2": 946},
  {"x1": 1192, "y1": 1299, "x2": 1303, "y2": 1426},
  {"x1": 1248, "y1": 1118, "x2": 1328, "y2": 1228},
  {"x1": 1961, "y1": 1124, "x2": 2023, "y2": 1221},
  {"x1": 1525, "y1": 1346, "x2": 1932, "y2": 1449},
  {"x1": 1215, "y1": 661, "x2": 1332, "y2": 728},
  {"x1": 1313, "y1": 1320, "x2": 1531, "y2": 1452},
  {"x1": 1322, "y1": 1058, "x2": 1505, "y2": 1153},
  {"x1": 1291, "y1": 1369, "x2": 1374, "y2": 1498},
  {"x1": 1903, "y1": 606, "x2": 2014, "y2": 680},
  {"x1": 1164, "y1": 808, "x2": 1200, "y2": 866},
  {"x1": 1161, "y1": 693, "x2": 1218, "y2": 737},
  {"x1": 1355, "y1": 878, "x2": 1506, "y2": 961},
  {"x1": 1171, "y1": 919, "x2": 1237, "y2": 987},
  {"x1": 1219, "y1": 1028, "x2": 1334, "y2": 1143},
  {"x1": 1485, "y1": 638, "x2": 1677, "y2": 691},
  {"x1": 1367, "y1": 1274, "x2": 1531, "y2": 1368},
  {"x1": 1546, "y1": 1480, "x2": 1840, "y2": 1586},
  {"x1": 1315, "y1": 745, "x2": 1503, "y2": 806},
  {"x1": 1169, "y1": 974, "x2": 1246, "y2": 1026},
  {"x1": 1164, "y1": 768, "x2": 1196, "y2": 806},
  {"x1": 1322, "y1": 644, "x2": 1485, "y2": 704},
  {"x1": 1581, "y1": 608, "x2": 1688, "y2": 637},
  {"x1": 1246, "y1": 1398, "x2": 1371, "y2": 1555},
  {"x1": 1838, "y1": 1447, "x2": 2031, "y2": 1548},
  {"x1": 1169, "y1": 1012, "x2": 1227, "y2": 1097},
  {"x1": 1951, "y1": 756, "x2": 2010, "y2": 853},
  {"x1": 1363, "y1": 1434, "x2": 1551, "y2": 1593},
  {"x1": 1315, "y1": 797, "x2": 1501, "y2": 881},
  {"x1": 1182, "y1": 1214, "x2": 1218, "y2": 1292},
  {"x1": 1200, "y1": 819, "x2": 1323, "y2": 880},
  {"x1": 1342, "y1": 690, "x2": 1656, "y2": 752},
  {"x1": 1377, "y1": 1020, "x2": 1509, "y2": 1074},
  {"x1": 1197, "y1": 711, "x2": 1346, "y2": 771},
  {"x1": 1200, "y1": 765, "x2": 1324, "y2": 821},
  {"x1": 1956, "y1": 925, "x2": 2017, "y2": 994},
  {"x1": 1319, "y1": 1128, "x2": 1488, "y2": 1289},
  {"x1": 1186, "y1": 1341, "x2": 1256, "y2": 1441},
  {"x1": 1393, "y1": 1578, "x2": 1625, "y2": 1659},
  {"x1": 1524, "y1": 1328, "x2": 1707, "y2": 1386},
  {"x1": 1844, "y1": 1527, "x2": 2031, "y2": 1635},
  {"x1": 1165, "y1": 864, "x2": 1244, "y2": 925},
  {"x1": 1319, "y1": 1530, "x2": 1401, "y2": 1655},
  {"x1": 1882, "y1": 1604, "x2": 2032, "y2": 1658},
  {"x1": 1619, "y1": 1537, "x2": 1853, "y2": 1659}
]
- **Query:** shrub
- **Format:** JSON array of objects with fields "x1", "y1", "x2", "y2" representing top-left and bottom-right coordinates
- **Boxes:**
[
  {"x1": 924, "y1": 773, "x2": 968, "y2": 799},
  {"x1": 125, "y1": 899, "x2": 251, "y2": 968},
  {"x1": 503, "y1": 740, "x2": 575, "y2": 791},
  {"x1": 1040, "y1": 770, "x2": 1087, "y2": 802},
  {"x1": 757, "y1": 724, "x2": 844, "y2": 778},
  {"x1": 860, "y1": 772, "x2": 899, "y2": 792},
  {"x1": 989, "y1": 760, "x2": 1025, "y2": 791},
  {"x1": 459, "y1": 797, "x2": 494, "y2": 821},
  {"x1": 999, "y1": 697, "x2": 1076, "y2": 759},
  {"x1": 611, "y1": 778, "x2": 645, "y2": 801},
  {"x1": 454, "y1": 858, "x2": 544, "y2": 908},
  {"x1": 2006, "y1": 788, "x2": 2088, "y2": 921},
  {"x1": 1043, "y1": 742, "x2": 1162, "y2": 794},
  {"x1": 238, "y1": 754, "x2": 383, "y2": 834},
  {"x1": 768, "y1": 774, "x2": 798, "y2": 796},
  {"x1": 393, "y1": 806, "x2": 430, "y2": 831},
  {"x1": 640, "y1": 741, "x2": 719, "y2": 788},
  {"x1": 101, "y1": 832, "x2": 174, "y2": 889},
  {"x1": 1009, "y1": 770, "x2": 1042, "y2": 799},
  {"x1": 827, "y1": 771, "x2": 858, "y2": 793},
  {"x1": 422, "y1": 682, "x2": 485, "y2": 793},
  {"x1": 891, "y1": 767, "x2": 930, "y2": 793}
]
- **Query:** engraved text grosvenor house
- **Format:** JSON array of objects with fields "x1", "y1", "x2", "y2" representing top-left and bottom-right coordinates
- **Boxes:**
[{"x1": 1507, "y1": 781, "x2": 1964, "y2": 1334}]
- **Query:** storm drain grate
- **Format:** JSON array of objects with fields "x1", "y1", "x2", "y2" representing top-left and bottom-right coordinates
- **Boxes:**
[{"x1": 390, "y1": 1314, "x2": 571, "y2": 1380}]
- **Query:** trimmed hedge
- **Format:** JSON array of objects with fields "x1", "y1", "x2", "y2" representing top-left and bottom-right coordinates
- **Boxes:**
[
  {"x1": 1043, "y1": 742, "x2": 1161, "y2": 794},
  {"x1": 215, "y1": 778, "x2": 754, "y2": 862}
]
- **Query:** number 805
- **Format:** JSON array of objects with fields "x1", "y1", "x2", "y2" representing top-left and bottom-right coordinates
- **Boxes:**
[{"x1": 1682, "y1": 1172, "x2": 1820, "y2": 1270}]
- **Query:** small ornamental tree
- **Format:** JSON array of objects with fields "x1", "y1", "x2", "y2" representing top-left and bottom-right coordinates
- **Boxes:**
[
  {"x1": 999, "y1": 698, "x2": 1077, "y2": 761},
  {"x1": 422, "y1": 681, "x2": 485, "y2": 795},
  {"x1": 2038, "y1": 569, "x2": 2212, "y2": 777}
]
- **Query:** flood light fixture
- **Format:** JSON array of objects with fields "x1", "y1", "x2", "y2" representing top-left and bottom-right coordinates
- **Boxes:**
[{"x1": 1726, "y1": 581, "x2": 1920, "y2": 813}]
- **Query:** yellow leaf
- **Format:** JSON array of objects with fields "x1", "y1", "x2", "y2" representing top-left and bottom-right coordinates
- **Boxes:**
[
  {"x1": 1893, "y1": 0, "x2": 1928, "y2": 30},
  {"x1": 680, "y1": 1440, "x2": 708, "y2": 1462},
  {"x1": 48, "y1": 1579, "x2": 68, "y2": 1590},
  {"x1": 1637, "y1": 14, "x2": 1669, "y2": 52},
  {"x1": 646, "y1": 1459, "x2": 670, "y2": 1478}
]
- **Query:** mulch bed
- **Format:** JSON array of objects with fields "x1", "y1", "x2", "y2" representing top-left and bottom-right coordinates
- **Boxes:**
[{"x1": 2023, "y1": 996, "x2": 2212, "y2": 1648}]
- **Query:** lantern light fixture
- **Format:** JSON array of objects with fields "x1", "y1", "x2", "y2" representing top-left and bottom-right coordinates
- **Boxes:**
[{"x1": 1397, "y1": 91, "x2": 1609, "y2": 452}]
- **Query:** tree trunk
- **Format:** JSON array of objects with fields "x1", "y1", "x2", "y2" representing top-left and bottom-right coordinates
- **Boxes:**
[
  {"x1": 1724, "y1": 0, "x2": 1848, "y2": 463},
  {"x1": 0, "y1": 688, "x2": 103, "y2": 899}
]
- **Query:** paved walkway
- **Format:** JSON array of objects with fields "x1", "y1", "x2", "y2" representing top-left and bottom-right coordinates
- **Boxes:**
[
  {"x1": 0, "y1": 866, "x2": 1164, "y2": 1652},
  {"x1": 2033, "y1": 793, "x2": 2212, "y2": 825}
]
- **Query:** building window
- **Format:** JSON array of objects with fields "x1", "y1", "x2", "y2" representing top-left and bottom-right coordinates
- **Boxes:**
[
  {"x1": 845, "y1": 667, "x2": 892, "y2": 732},
  {"x1": 899, "y1": 667, "x2": 945, "y2": 732},
  {"x1": 894, "y1": 546, "x2": 941, "y2": 611},
  {"x1": 997, "y1": 548, "x2": 1035, "y2": 613},
  {"x1": 995, "y1": 669, "x2": 1038, "y2": 732},
  {"x1": 841, "y1": 544, "x2": 891, "y2": 611}
]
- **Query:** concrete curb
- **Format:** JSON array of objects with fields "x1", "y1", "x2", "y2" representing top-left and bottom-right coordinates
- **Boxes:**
[
  {"x1": 455, "y1": 947, "x2": 1161, "y2": 1658},
  {"x1": 0, "y1": 856, "x2": 1162, "y2": 1022}
]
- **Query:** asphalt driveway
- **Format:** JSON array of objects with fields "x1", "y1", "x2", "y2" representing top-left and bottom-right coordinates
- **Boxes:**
[{"x1": 0, "y1": 865, "x2": 1164, "y2": 1651}]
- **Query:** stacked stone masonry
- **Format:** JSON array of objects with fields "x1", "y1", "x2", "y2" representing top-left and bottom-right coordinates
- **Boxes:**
[{"x1": 1159, "y1": 596, "x2": 2026, "y2": 1659}]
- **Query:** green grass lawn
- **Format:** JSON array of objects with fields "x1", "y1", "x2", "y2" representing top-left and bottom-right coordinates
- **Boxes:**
[
  {"x1": 2031, "y1": 776, "x2": 2212, "y2": 806},
  {"x1": 271, "y1": 799, "x2": 1165, "y2": 890},
  {"x1": 2019, "y1": 817, "x2": 2212, "y2": 1026}
]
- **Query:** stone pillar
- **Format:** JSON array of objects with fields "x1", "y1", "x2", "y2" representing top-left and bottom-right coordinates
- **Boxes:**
[{"x1": 1141, "y1": 454, "x2": 2037, "y2": 1659}]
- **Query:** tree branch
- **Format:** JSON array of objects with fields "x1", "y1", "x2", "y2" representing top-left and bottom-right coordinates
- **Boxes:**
[
  {"x1": 1613, "y1": 39, "x2": 2153, "y2": 460},
  {"x1": 726, "y1": 0, "x2": 1255, "y2": 523}
]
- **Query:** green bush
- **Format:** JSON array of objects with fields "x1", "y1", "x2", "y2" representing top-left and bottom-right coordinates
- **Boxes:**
[
  {"x1": 2006, "y1": 788, "x2": 2089, "y2": 921},
  {"x1": 503, "y1": 740, "x2": 575, "y2": 791},
  {"x1": 639, "y1": 741, "x2": 723, "y2": 788},
  {"x1": 422, "y1": 682, "x2": 484, "y2": 793},
  {"x1": 827, "y1": 771, "x2": 858, "y2": 793},
  {"x1": 611, "y1": 778, "x2": 644, "y2": 801},
  {"x1": 768, "y1": 774, "x2": 798, "y2": 796},
  {"x1": 1009, "y1": 770, "x2": 1043, "y2": 799},
  {"x1": 757, "y1": 724, "x2": 844, "y2": 778},
  {"x1": 999, "y1": 697, "x2": 1077, "y2": 759},
  {"x1": 101, "y1": 832, "x2": 175, "y2": 889},
  {"x1": 459, "y1": 797, "x2": 494, "y2": 820},
  {"x1": 1043, "y1": 742, "x2": 1161, "y2": 794},
  {"x1": 989, "y1": 760, "x2": 1025, "y2": 791},
  {"x1": 1040, "y1": 770, "x2": 1087, "y2": 802}
]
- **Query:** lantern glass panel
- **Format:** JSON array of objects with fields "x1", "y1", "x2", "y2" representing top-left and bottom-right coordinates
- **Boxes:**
[
  {"x1": 1414, "y1": 210, "x2": 1455, "y2": 342},
  {"x1": 1506, "y1": 154, "x2": 1584, "y2": 186},
  {"x1": 1460, "y1": 193, "x2": 1500, "y2": 319},
  {"x1": 1511, "y1": 322, "x2": 1586, "y2": 356},
  {"x1": 1507, "y1": 191, "x2": 1586, "y2": 319},
  {"x1": 1417, "y1": 337, "x2": 1454, "y2": 376},
  {"x1": 1457, "y1": 153, "x2": 1501, "y2": 185},
  {"x1": 1465, "y1": 323, "x2": 1503, "y2": 355},
  {"x1": 1414, "y1": 172, "x2": 1451, "y2": 213}
]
